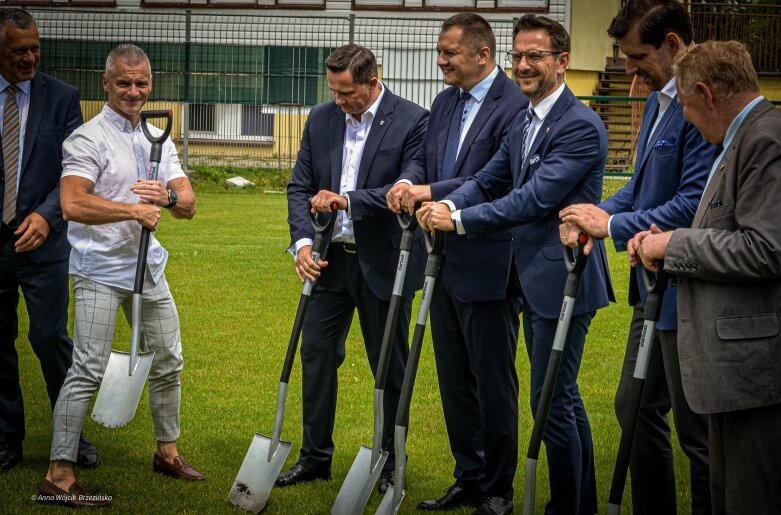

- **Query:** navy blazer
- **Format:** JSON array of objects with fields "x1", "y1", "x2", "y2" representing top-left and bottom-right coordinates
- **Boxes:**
[
  {"x1": 287, "y1": 88, "x2": 429, "y2": 301},
  {"x1": 600, "y1": 92, "x2": 712, "y2": 330},
  {"x1": 398, "y1": 70, "x2": 527, "y2": 302},
  {"x1": 447, "y1": 85, "x2": 614, "y2": 319},
  {"x1": 0, "y1": 72, "x2": 82, "y2": 264}
]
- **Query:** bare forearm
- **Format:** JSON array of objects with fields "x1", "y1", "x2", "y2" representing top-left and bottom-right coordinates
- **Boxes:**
[
  {"x1": 168, "y1": 181, "x2": 196, "y2": 219},
  {"x1": 62, "y1": 193, "x2": 146, "y2": 225}
]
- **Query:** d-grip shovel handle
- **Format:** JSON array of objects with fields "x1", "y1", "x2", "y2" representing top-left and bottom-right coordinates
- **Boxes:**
[
  {"x1": 375, "y1": 212, "x2": 419, "y2": 390},
  {"x1": 641, "y1": 264, "x2": 668, "y2": 322},
  {"x1": 140, "y1": 110, "x2": 174, "y2": 167},
  {"x1": 562, "y1": 233, "x2": 588, "y2": 298},
  {"x1": 279, "y1": 202, "x2": 339, "y2": 385}
]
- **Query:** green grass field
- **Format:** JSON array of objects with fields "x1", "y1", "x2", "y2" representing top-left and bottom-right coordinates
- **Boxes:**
[{"x1": 0, "y1": 182, "x2": 693, "y2": 514}]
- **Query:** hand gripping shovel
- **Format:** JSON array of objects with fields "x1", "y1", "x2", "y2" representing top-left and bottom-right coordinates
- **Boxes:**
[
  {"x1": 523, "y1": 234, "x2": 589, "y2": 515},
  {"x1": 377, "y1": 230, "x2": 445, "y2": 515},
  {"x1": 607, "y1": 265, "x2": 668, "y2": 515},
  {"x1": 332, "y1": 213, "x2": 418, "y2": 515},
  {"x1": 229, "y1": 203, "x2": 339, "y2": 514},
  {"x1": 91, "y1": 110, "x2": 173, "y2": 429}
]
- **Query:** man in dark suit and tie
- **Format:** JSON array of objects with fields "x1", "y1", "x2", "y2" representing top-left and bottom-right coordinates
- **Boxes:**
[
  {"x1": 419, "y1": 14, "x2": 613, "y2": 515},
  {"x1": 635, "y1": 40, "x2": 781, "y2": 515},
  {"x1": 386, "y1": 13, "x2": 527, "y2": 512},
  {"x1": 0, "y1": 8, "x2": 97, "y2": 472},
  {"x1": 559, "y1": 2, "x2": 712, "y2": 513},
  {"x1": 281, "y1": 44, "x2": 428, "y2": 493}
]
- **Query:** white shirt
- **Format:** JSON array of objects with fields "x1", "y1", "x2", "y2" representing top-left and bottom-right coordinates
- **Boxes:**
[
  {"x1": 294, "y1": 83, "x2": 386, "y2": 253},
  {"x1": 456, "y1": 66, "x2": 500, "y2": 156},
  {"x1": 0, "y1": 77, "x2": 31, "y2": 192},
  {"x1": 62, "y1": 104, "x2": 186, "y2": 291}
]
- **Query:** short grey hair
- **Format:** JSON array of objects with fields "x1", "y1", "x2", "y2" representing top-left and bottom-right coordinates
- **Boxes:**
[
  {"x1": 105, "y1": 44, "x2": 151, "y2": 78},
  {"x1": 0, "y1": 8, "x2": 37, "y2": 46}
]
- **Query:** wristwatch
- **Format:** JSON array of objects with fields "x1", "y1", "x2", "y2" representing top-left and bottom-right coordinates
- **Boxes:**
[{"x1": 164, "y1": 189, "x2": 178, "y2": 209}]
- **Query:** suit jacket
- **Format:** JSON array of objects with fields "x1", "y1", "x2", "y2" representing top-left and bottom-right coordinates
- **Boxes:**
[
  {"x1": 0, "y1": 72, "x2": 82, "y2": 264},
  {"x1": 666, "y1": 99, "x2": 781, "y2": 414},
  {"x1": 287, "y1": 88, "x2": 429, "y2": 301},
  {"x1": 398, "y1": 69, "x2": 527, "y2": 302},
  {"x1": 600, "y1": 92, "x2": 712, "y2": 330},
  {"x1": 447, "y1": 85, "x2": 614, "y2": 319}
]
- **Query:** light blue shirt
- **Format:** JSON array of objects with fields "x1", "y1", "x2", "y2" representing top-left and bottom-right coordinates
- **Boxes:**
[
  {"x1": 0, "y1": 77, "x2": 31, "y2": 193},
  {"x1": 456, "y1": 66, "x2": 500, "y2": 157},
  {"x1": 702, "y1": 95, "x2": 764, "y2": 194}
]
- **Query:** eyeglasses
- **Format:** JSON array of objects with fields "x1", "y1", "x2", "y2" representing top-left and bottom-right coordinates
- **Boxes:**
[{"x1": 506, "y1": 50, "x2": 562, "y2": 65}]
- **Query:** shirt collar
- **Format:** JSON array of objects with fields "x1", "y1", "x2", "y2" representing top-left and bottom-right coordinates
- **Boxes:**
[
  {"x1": 0, "y1": 76, "x2": 31, "y2": 96},
  {"x1": 461, "y1": 66, "x2": 499, "y2": 103},
  {"x1": 657, "y1": 76, "x2": 677, "y2": 113},
  {"x1": 102, "y1": 103, "x2": 137, "y2": 133},
  {"x1": 530, "y1": 82, "x2": 566, "y2": 121},
  {"x1": 345, "y1": 81, "x2": 385, "y2": 127},
  {"x1": 722, "y1": 95, "x2": 764, "y2": 151}
]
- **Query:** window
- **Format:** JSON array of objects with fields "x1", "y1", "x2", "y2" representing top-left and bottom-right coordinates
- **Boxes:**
[
  {"x1": 241, "y1": 105, "x2": 274, "y2": 138},
  {"x1": 189, "y1": 104, "x2": 215, "y2": 132}
]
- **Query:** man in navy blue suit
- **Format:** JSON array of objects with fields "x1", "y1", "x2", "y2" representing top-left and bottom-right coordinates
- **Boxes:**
[
  {"x1": 0, "y1": 8, "x2": 97, "y2": 472},
  {"x1": 560, "y1": 2, "x2": 712, "y2": 513},
  {"x1": 419, "y1": 14, "x2": 613, "y2": 515},
  {"x1": 386, "y1": 13, "x2": 527, "y2": 513},
  {"x1": 281, "y1": 44, "x2": 428, "y2": 493}
]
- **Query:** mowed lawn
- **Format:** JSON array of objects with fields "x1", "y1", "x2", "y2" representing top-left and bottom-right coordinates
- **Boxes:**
[{"x1": 1, "y1": 183, "x2": 693, "y2": 514}]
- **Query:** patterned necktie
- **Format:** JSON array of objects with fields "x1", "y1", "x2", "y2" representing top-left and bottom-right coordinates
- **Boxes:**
[
  {"x1": 520, "y1": 106, "x2": 534, "y2": 161},
  {"x1": 441, "y1": 90, "x2": 471, "y2": 180},
  {"x1": 3, "y1": 84, "x2": 20, "y2": 225}
]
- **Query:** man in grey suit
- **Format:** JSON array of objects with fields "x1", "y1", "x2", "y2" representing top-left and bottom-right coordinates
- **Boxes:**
[{"x1": 634, "y1": 40, "x2": 781, "y2": 514}]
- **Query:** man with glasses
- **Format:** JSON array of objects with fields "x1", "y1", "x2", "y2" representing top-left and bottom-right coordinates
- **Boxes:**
[
  {"x1": 386, "y1": 13, "x2": 527, "y2": 513},
  {"x1": 418, "y1": 14, "x2": 613, "y2": 515}
]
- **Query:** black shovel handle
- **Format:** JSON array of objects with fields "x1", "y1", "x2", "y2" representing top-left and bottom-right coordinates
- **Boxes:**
[
  {"x1": 279, "y1": 202, "x2": 339, "y2": 384},
  {"x1": 140, "y1": 110, "x2": 174, "y2": 168},
  {"x1": 375, "y1": 212, "x2": 419, "y2": 389},
  {"x1": 562, "y1": 233, "x2": 588, "y2": 298},
  {"x1": 641, "y1": 264, "x2": 668, "y2": 321},
  {"x1": 133, "y1": 110, "x2": 174, "y2": 296},
  {"x1": 395, "y1": 230, "x2": 445, "y2": 427}
]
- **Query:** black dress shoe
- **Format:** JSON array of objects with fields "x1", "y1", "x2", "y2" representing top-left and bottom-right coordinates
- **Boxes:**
[
  {"x1": 275, "y1": 463, "x2": 331, "y2": 487},
  {"x1": 378, "y1": 469, "x2": 395, "y2": 494},
  {"x1": 0, "y1": 443, "x2": 22, "y2": 472},
  {"x1": 76, "y1": 433, "x2": 100, "y2": 469},
  {"x1": 418, "y1": 483, "x2": 480, "y2": 510},
  {"x1": 472, "y1": 495, "x2": 513, "y2": 515}
]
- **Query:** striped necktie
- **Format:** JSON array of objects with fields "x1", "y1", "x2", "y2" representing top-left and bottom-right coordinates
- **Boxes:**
[
  {"x1": 3, "y1": 84, "x2": 20, "y2": 226},
  {"x1": 520, "y1": 106, "x2": 533, "y2": 160}
]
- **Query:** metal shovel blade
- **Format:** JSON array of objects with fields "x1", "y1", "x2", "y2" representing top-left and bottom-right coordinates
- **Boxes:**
[
  {"x1": 91, "y1": 349, "x2": 155, "y2": 428},
  {"x1": 229, "y1": 433, "x2": 293, "y2": 513},
  {"x1": 332, "y1": 445, "x2": 388, "y2": 515},
  {"x1": 376, "y1": 484, "x2": 405, "y2": 515}
]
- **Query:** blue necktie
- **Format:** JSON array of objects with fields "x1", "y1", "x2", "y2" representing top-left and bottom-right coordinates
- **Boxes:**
[
  {"x1": 441, "y1": 91, "x2": 471, "y2": 180},
  {"x1": 520, "y1": 106, "x2": 533, "y2": 161}
]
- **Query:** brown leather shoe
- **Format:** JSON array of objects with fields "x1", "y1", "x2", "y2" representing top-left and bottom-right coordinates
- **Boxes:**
[
  {"x1": 38, "y1": 478, "x2": 111, "y2": 507},
  {"x1": 153, "y1": 453, "x2": 205, "y2": 481}
]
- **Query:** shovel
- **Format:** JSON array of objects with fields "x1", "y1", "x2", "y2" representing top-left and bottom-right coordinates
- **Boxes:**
[
  {"x1": 377, "y1": 229, "x2": 445, "y2": 515},
  {"x1": 91, "y1": 109, "x2": 174, "y2": 429},
  {"x1": 332, "y1": 213, "x2": 418, "y2": 515},
  {"x1": 607, "y1": 265, "x2": 668, "y2": 515},
  {"x1": 523, "y1": 234, "x2": 589, "y2": 515},
  {"x1": 229, "y1": 202, "x2": 339, "y2": 514}
]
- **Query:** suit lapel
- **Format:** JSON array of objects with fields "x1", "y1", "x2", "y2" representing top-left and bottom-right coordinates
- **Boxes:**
[
  {"x1": 357, "y1": 90, "x2": 394, "y2": 189},
  {"x1": 329, "y1": 105, "x2": 345, "y2": 193},
  {"x1": 22, "y1": 74, "x2": 44, "y2": 173},
  {"x1": 634, "y1": 95, "x2": 658, "y2": 169},
  {"x1": 437, "y1": 88, "x2": 459, "y2": 179},
  {"x1": 451, "y1": 71, "x2": 502, "y2": 178},
  {"x1": 692, "y1": 152, "x2": 726, "y2": 227},
  {"x1": 516, "y1": 86, "x2": 572, "y2": 187},
  {"x1": 637, "y1": 96, "x2": 678, "y2": 172}
]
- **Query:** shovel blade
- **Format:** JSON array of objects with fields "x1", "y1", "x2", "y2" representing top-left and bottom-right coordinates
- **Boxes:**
[
  {"x1": 332, "y1": 445, "x2": 388, "y2": 515},
  {"x1": 229, "y1": 433, "x2": 292, "y2": 513},
  {"x1": 91, "y1": 350, "x2": 154, "y2": 428},
  {"x1": 376, "y1": 484, "x2": 405, "y2": 515}
]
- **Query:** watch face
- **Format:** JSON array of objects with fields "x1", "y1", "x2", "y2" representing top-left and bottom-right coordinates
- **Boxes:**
[{"x1": 170, "y1": 190, "x2": 178, "y2": 203}]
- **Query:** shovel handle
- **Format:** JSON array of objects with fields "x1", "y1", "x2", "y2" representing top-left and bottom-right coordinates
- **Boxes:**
[
  {"x1": 140, "y1": 110, "x2": 173, "y2": 171},
  {"x1": 396, "y1": 211, "x2": 417, "y2": 232},
  {"x1": 562, "y1": 233, "x2": 588, "y2": 298},
  {"x1": 641, "y1": 264, "x2": 667, "y2": 294}
]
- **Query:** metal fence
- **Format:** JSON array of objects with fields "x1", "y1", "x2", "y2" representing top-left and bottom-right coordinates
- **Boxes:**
[{"x1": 33, "y1": 8, "x2": 522, "y2": 170}]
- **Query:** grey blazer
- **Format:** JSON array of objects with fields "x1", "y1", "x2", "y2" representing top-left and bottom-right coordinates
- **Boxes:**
[{"x1": 665, "y1": 99, "x2": 781, "y2": 414}]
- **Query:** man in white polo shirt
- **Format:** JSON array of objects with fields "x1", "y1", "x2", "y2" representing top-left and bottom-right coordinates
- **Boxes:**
[{"x1": 38, "y1": 43, "x2": 202, "y2": 508}]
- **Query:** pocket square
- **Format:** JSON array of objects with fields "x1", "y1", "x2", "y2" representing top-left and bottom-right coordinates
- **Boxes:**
[{"x1": 653, "y1": 139, "x2": 675, "y2": 149}]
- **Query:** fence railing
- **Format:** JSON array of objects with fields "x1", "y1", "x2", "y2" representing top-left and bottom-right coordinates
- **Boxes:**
[{"x1": 687, "y1": 2, "x2": 781, "y2": 76}]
